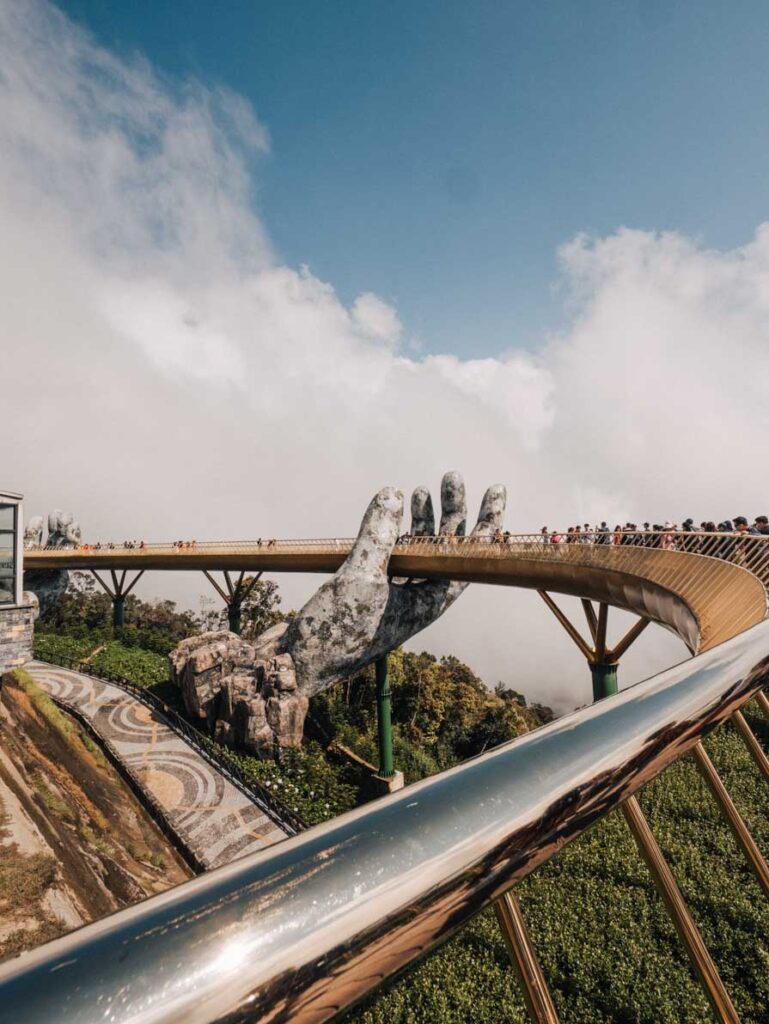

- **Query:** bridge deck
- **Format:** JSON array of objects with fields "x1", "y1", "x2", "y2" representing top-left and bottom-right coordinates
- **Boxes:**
[{"x1": 25, "y1": 534, "x2": 769, "y2": 654}]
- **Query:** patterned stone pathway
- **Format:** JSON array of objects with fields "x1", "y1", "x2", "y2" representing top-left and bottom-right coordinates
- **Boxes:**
[{"x1": 24, "y1": 661, "x2": 288, "y2": 870}]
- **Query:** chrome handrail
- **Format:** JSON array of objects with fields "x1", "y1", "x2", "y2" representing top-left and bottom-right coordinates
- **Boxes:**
[{"x1": 2, "y1": 619, "x2": 768, "y2": 1024}]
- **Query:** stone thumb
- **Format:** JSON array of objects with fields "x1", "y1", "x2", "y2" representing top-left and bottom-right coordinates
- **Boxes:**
[{"x1": 344, "y1": 486, "x2": 403, "y2": 576}]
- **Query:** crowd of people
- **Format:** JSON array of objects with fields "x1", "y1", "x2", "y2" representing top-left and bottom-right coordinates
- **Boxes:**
[
  {"x1": 69, "y1": 540, "x2": 149, "y2": 551},
  {"x1": 538, "y1": 515, "x2": 769, "y2": 548},
  {"x1": 396, "y1": 515, "x2": 769, "y2": 553}
]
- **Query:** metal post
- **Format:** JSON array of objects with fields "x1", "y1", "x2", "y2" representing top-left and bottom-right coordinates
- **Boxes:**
[
  {"x1": 590, "y1": 662, "x2": 618, "y2": 702},
  {"x1": 691, "y1": 741, "x2": 769, "y2": 897},
  {"x1": 228, "y1": 602, "x2": 242, "y2": 635},
  {"x1": 622, "y1": 795, "x2": 740, "y2": 1024},
  {"x1": 375, "y1": 655, "x2": 394, "y2": 779},
  {"x1": 113, "y1": 595, "x2": 125, "y2": 631},
  {"x1": 494, "y1": 891, "x2": 561, "y2": 1024}
]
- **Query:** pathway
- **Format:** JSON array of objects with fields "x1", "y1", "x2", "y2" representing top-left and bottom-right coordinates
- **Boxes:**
[{"x1": 24, "y1": 661, "x2": 288, "y2": 869}]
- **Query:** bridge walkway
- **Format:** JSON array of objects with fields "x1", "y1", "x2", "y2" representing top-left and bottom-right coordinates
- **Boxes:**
[{"x1": 23, "y1": 662, "x2": 288, "y2": 870}]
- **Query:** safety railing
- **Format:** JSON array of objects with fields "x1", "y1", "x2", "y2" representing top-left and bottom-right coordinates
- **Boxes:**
[
  {"x1": 27, "y1": 531, "x2": 769, "y2": 650},
  {"x1": 26, "y1": 529, "x2": 769, "y2": 593},
  {"x1": 30, "y1": 652, "x2": 306, "y2": 836},
  {"x1": 3, "y1": 620, "x2": 769, "y2": 1024}
]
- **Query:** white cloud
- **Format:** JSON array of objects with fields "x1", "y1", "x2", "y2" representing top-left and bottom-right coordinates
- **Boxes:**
[{"x1": 2, "y1": 1, "x2": 768, "y2": 711}]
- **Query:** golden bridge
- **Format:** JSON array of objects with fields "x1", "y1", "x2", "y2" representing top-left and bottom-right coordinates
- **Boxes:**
[{"x1": 5, "y1": 531, "x2": 769, "y2": 1023}]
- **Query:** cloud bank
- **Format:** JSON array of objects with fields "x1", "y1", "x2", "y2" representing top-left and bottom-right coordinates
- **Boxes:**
[{"x1": 3, "y1": 1, "x2": 769, "y2": 709}]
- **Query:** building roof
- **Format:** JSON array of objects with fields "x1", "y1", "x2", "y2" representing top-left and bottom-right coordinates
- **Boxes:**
[{"x1": 0, "y1": 490, "x2": 23, "y2": 502}]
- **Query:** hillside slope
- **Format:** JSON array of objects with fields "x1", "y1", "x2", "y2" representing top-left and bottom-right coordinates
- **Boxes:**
[{"x1": 0, "y1": 670, "x2": 190, "y2": 963}]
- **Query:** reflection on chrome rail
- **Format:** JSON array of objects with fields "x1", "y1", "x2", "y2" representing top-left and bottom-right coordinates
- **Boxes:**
[{"x1": 1, "y1": 620, "x2": 768, "y2": 1024}]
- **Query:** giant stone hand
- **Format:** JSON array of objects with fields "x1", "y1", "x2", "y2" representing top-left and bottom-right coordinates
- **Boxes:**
[
  {"x1": 281, "y1": 472, "x2": 506, "y2": 694},
  {"x1": 24, "y1": 509, "x2": 82, "y2": 610},
  {"x1": 171, "y1": 473, "x2": 506, "y2": 754}
]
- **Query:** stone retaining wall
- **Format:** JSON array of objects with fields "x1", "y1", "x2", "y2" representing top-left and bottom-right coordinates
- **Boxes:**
[{"x1": 0, "y1": 604, "x2": 34, "y2": 674}]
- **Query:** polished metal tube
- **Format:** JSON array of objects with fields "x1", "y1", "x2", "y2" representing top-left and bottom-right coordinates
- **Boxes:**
[{"x1": 2, "y1": 622, "x2": 769, "y2": 1024}]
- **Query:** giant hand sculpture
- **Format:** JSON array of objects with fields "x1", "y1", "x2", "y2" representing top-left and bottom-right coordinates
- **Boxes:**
[
  {"x1": 23, "y1": 509, "x2": 82, "y2": 610},
  {"x1": 171, "y1": 473, "x2": 506, "y2": 754}
]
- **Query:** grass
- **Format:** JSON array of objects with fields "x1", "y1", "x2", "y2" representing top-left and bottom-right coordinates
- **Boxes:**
[
  {"x1": 344, "y1": 697, "x2": 769, "y2": 1024},
  {"x1": 13, "y1": 669, "x2": 73, "y2": 739}
]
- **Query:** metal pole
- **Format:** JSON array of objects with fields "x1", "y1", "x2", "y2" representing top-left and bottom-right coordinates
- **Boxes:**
[
  {"x1": 375, "y1": 655, "x2": 394, "y2": 778},
  {"x1": 731, "y1": 710, "x2": 769, "y2": 784},
  {"x1": 590, "y1": 662, "x2": 618, "y2": 702},
  {"x1": 621, "y1": 795, "x2": 740, "y2": 1024},
  {"x1": 228, "y1": 602, "x2": 242, "y2": 635},
  {"x1": 691, "y1": 741, "x2": 769, "y2": 897},
  {"x1": 494, "y1": 891, "x2": 560, "y2": 1024},
  {"x1": 113, "y1": 595, "x2": 125, "y2": 631}
]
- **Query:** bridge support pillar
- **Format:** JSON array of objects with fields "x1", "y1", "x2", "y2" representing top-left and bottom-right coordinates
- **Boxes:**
[
  {"x1": 203, "y1": 570, "x2": 262, "y2": 638},
  {"x1": 113, "y1": 595, "x2": 125, "y2": 631},
  {"x1": 375, "y1": 655, "x2": 394, "y2": 779},
  {"x1": 538, "y1": 593, "x2": 650, "y2": 702},
  {"x1": 91, "y1": 569, "x2": 144, "y2": 634},
  {"x1": 590, "y1": 662, "x2": 618, "y2": 702},
  {"x1": 227, "y1": 601, "x2": 242, "y2": 636}
]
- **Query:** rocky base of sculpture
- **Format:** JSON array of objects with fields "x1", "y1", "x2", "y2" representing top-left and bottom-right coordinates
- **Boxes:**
[{"x1": 170, "y1": 625, "x2": 308, "y2": 756}]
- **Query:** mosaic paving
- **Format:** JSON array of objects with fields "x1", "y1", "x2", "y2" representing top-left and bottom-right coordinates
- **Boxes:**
[{"x1": 24, "y1": 661, "x2": 288, "y2": 869}]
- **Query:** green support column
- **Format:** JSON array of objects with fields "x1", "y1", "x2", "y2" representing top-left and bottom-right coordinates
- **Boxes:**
[
  {"x1": 228, "y1": 602, "x2": 242, "y2": 635},
  {"x1": 375, "y1": 655, "x2": 394, "y2": 779},
  {"x1": 590, "y1": 661, "x2": 618, "y2": 702},
  {"x1": 113, "y1": 595, "x2": 125, "y2": 632}
]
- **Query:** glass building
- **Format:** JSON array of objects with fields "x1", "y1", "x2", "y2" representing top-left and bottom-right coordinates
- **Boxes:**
[{"x1": 0, "y1": 490, "x2": 23, "y2": 607}]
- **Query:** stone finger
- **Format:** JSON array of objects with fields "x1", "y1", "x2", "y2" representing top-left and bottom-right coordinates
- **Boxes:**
[
  {"x1": 410, "y1": 486, "x2": 435, "y2": 536},
  {"x1": 471, "y1": 484, "x2": 507, "y2": 536},
  {"x1": 439, "y1": 471, "x2": 467, "y2": 536}
]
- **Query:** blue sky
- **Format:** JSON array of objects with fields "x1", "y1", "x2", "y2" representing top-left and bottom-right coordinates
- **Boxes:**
[{"x1": 63, "y1": 0, "x2": 769, "y2": 358}]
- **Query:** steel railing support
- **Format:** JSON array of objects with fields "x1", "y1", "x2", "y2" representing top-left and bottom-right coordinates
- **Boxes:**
[
  {"x1": 621, "y1": 795, "x2": 740, "y2": 1024},
  {"x1": 731, "y1": 709, "x2": 769, "y2": 784},
  {"x1": 494, "y1": 891, "x2": 560, "y2": 1024},
  {"x1": 691, "y1": 741, "x2": 769, "y2": 897}
]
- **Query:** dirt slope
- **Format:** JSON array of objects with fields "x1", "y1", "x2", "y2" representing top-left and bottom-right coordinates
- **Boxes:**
[{"x1": 0, "y1": 669, "x2": 191, "y2": 963}]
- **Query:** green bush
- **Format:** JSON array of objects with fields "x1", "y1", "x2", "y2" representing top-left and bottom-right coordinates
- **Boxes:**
[
  {"x1": 32, "y1": 633, "x2": 97, "y2": 665},
  {"x1": 88, "y1": 642, "x2": 168, "y2": 689},
  {"x1": 223, "y1": 742, "x2": 358, "y2": 826}
]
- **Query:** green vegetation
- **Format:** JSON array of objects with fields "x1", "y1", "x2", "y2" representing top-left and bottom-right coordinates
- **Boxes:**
[
  {"x1": 32, "y1": 633, "x2": 95, "y2": 666},
  {"x1": 29, "y1": 581, "x2": 769, "y2": 1022},
  {"x1": 310, "y1": 649, "x2": 550, "y2": 784},
  {"x1": 14, "y1": 668, "x2": 74, "y2": 738},
  {"x1": 223, "y1": 743, "x2": 358, "y2": 825}
]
